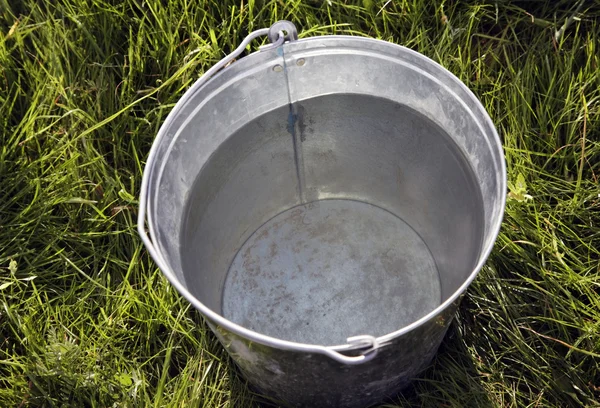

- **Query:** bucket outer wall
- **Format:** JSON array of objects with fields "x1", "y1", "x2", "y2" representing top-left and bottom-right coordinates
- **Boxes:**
[{"x1": 208, "y1": 296, "x2": 462, "y2": 408}]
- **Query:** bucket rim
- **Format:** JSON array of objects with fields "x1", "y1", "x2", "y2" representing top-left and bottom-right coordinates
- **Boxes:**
[{"x1": 138, "y1": 34, "x2": 507, "y2": 362}]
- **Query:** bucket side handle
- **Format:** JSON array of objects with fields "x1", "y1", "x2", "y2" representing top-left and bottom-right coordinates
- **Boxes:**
[{"x1": 321, "y1": 335, "x2": 386, "y2": 365}]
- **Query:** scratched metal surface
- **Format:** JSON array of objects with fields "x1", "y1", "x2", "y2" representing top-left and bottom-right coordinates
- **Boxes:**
[{"x1": 223, "y1": 199, "x2": 441, "y2": 346}]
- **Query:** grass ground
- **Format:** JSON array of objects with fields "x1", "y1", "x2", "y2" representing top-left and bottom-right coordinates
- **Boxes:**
[{"x1": 1, "y1": 0, "x2": 599, "y2": 406}]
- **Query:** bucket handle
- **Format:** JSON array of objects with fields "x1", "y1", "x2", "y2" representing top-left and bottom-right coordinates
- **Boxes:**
[
  {"x1": 138, "y1": 21, "x2": 385, "y2": 366},
  {"x1": 137, "y1": 23, "x2": 292, "y2": 279},
  {"x1": 321, "y1": 335, "x2": 384, "y2": 364}
]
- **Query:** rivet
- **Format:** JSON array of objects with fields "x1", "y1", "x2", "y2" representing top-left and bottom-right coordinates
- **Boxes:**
[
  {"x1": 296, "y1": 58, "x2": 306, "y2": 66},
  {"x1": 273, "y1": 64, "x2": 283, "y2": 72}
]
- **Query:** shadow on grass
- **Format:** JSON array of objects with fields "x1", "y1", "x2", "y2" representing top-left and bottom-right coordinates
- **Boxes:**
[{"x1": 384, "y1": 322, "x2": 494, "y2": 407}]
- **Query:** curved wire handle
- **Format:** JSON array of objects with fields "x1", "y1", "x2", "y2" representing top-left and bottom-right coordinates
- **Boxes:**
[
  {"x1": 138, "y1": 27, "x2": 285, "y2": 279},
  {"x1": 137, "y1": 22, "x2": 384, "y2": 365},
  {"x1": 323, "y1": 335, "x2": 384, "y2": 364}
]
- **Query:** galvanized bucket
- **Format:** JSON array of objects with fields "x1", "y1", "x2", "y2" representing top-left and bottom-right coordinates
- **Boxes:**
[{"x1": 138, "y1": 21, "x2": 506, "y2": 408}]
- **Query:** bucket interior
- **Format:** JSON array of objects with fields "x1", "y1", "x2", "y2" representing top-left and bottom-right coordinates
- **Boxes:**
[{"x1": 178, "y1": 93, "x2": 485, "y2": 346}]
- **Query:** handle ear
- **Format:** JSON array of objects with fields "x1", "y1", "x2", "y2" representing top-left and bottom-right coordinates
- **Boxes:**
[{"x1": 268, "y1": 20, "x2": 299, "y2": 44}]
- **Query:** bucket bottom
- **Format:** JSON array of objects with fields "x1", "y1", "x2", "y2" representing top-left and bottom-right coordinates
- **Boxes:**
[{"x1": 222, "y1": 199, "x2": 441, "y2": 346}]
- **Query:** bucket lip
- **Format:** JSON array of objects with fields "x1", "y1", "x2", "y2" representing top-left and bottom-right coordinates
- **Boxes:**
[{"x1": 140, "y1": 34, "x2": 507, "y2": 356}]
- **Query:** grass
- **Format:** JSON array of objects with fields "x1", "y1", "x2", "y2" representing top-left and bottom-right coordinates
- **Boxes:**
[{"x1": 1, "y1": 0, "x2": 599, "y2": 406}]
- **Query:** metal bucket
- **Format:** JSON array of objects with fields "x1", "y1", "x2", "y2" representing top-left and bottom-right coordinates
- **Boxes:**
[{"x1": 138, "y1": 21, "x2": 506, "y2": 408}]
